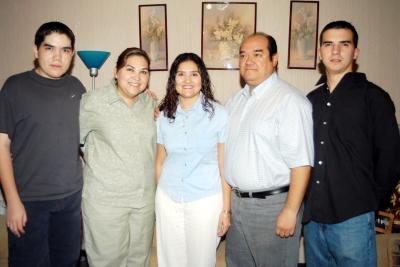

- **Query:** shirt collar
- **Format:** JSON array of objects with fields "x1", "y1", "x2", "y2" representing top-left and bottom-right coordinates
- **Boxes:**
[
  {"x1": 315, "y1": 72, "x2": 367, "y2": 87},
  {"x1": 106, "y1": 82, "x2": 145, "y2": 106},
  {"x1": 242, "y1": 72, "x2": 278, "y2": 97},
  {"x1": 176, "y1": 92, "x2": 204, "y2": 115},
  {"x1": 105, "y1": 82, "x2": 123, "y2": 104}
]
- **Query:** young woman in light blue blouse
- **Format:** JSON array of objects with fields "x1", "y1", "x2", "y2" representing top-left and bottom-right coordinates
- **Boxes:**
[{"x1": 155, "y1": 53, "x2": 231, "y2": 267}]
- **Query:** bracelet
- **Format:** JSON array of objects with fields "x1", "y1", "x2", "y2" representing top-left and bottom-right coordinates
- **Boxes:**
[{"x1": 221, "y1": 209, "x2": 231, "y2": 215}]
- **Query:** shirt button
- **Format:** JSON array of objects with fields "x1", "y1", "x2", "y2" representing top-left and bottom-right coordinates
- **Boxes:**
[
  {"x1": 320, "y1": 141, "x2": 325, "y2": 145},
  {"x1": 318, "y1": 161, "x2": 323, "y2": 165},
  {"x1": 316, "y1": 180, "x2": 320, "y2": 184},
  {"x1": 327, "y1": 102, "x2": 331, "y2": 107},
  {"x1": 323, "y1": 121, "x2": 327, "y2": 125},
  {"x1": 184, "y1": 163, "x2": 187, "y2": 167},
  {"x1": 184, "y1": 131, "x2": 187, "y2": 135},
  {"x1": 184, "y1": 148, "x2": 187, "y2": 151}
]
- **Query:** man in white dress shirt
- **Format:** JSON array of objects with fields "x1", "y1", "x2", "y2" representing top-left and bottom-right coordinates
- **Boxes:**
[{"x1": 224, "y1": 32, "x2": 314, "y2": 267}]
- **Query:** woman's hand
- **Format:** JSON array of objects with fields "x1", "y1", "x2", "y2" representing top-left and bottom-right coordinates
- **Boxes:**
[{"x1": 217, "y1": 210, "x2": 231, "y2": 237}]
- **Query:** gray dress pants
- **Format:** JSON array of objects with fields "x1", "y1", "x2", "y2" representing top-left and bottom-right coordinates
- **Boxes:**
[{"x1": 226, "y1": 192, "x2": 302, "y2": 267}]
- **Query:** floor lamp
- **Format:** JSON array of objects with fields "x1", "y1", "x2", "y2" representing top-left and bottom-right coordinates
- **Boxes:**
[{"x1": 77, "y1": 51, "x2": 110, "y2": 91}]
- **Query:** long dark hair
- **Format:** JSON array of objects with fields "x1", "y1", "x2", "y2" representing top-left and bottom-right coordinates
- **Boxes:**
[{"x1": 159, "y1": 53, "x2": 216, "y2": 120}]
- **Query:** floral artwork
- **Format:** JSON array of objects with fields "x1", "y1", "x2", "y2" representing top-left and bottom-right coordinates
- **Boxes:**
[
  {"x1": 288, "y1": 1, "x2": 319, "y2": 69},
  {"x1": 202, "y1": 2, "x2": 256, "y2": 70},
  {"x1": 145, "y1": 13, "x2": 164, "y2": 42},
  {"x1": 139, "y1": 4, "x2": 168, "y2": 71}
]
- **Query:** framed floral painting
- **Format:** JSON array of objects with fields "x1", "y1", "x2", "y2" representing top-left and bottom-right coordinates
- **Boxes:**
[
  {"x1": 139, "y1": 4, "x2": 168, "y2": 71},
  {"x1": 287, "y1": 1, "x2": 319, "y2": 69},
  {"x1": 201, "y1": 2, "x2": 257, "y2": 70}
]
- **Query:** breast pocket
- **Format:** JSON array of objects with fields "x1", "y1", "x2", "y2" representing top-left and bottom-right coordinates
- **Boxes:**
[
  {"x1": 253, "y1": 118, "x2": 278, "y2": 144},
  {"x1": 161, "y1": 122, "x2": 185, "y2": 153},
  {"x1": 191, "y1": 118, "x2": 220, "y2": 152}
]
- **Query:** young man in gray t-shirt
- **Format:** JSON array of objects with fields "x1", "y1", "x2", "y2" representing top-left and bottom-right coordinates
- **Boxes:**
[{"x1": 0, "y1": 21, "x2": 85, "y2": 267}]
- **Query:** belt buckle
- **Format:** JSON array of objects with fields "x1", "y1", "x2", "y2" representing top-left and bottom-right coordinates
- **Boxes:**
[{"x1": 234, "y1": 188, "x2": 253, "y2": 198}]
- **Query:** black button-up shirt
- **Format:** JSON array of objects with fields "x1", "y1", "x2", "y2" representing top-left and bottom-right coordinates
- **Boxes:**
[{"x1": 303, "y1": 72, "x2": 400, "y2": 224}]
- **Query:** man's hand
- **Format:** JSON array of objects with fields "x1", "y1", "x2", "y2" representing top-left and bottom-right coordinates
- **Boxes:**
[
  {"x1": 275, "y1": 166, "x2": 311, "y2": 238},
  {"x1": 7, "y1": 199, "x2": 27, "y2": 237},
  {"x1": 0, "y1": 133, "x2": 27, "y2": 237},
  {"x1": 275, "y1": 207, "x2": 297, "y2": 238}
]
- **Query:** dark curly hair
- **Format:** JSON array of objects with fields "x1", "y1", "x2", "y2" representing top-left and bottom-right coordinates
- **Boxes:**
[{"x1": 159, "y1": 53, "x2": 216, "y2": 120}]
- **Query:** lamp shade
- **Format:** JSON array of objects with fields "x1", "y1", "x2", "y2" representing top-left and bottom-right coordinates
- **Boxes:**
[{"x1": 77, "y1": 50, "x2": 110, "y2": 69}]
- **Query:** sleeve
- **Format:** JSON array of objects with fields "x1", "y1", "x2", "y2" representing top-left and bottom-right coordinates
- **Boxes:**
[
  {"x1": 0, "y1": 79, "x2": 16, "y2": 138},
  {"x1": 141, "y1": 92, "x2": 158, "y2": 109},
  {"x1": 151, "y1": 98, "x2": 158, "y2": 110},
  {"x1": 156, "y1": 114, "x2": 164, "y2": 145},
  {"x1": 224, "y1": 96, "x2": 233, "y2": 114},
  {"x1": 369, "y1": 87, "x2": 400, "y2": 208},
  {"x1": 224, "y1": 90, "x2": 242, "y2": 115},
  {"x1": 79, "y1": 93, "x2": 93, "y2": 145},
  {"x1": 217, "y1": 106, "x2": 229, "y2": 143},
  {"x1": 278, "y1": 95, "x2": 314, "y2": 168},
  {"x1": 74, "y1": 77, "x2": 87, "y2": 96}
]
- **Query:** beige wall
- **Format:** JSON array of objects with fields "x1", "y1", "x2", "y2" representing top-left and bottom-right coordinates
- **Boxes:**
[{"x1": 0, "y1": 0, "x2": 399, "y2": 120}]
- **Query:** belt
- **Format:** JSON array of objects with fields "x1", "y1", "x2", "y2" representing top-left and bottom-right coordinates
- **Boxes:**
[{"x1": 233, "y1": 185, "x2": 290, "y2": 199}]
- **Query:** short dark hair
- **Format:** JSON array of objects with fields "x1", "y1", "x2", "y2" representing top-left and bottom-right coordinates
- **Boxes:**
[
  {"x1": 114, "y1": 47, "x2": 150, "y2": 85},
  {"x1": 242, "y1": 32, "x2": 278, "y2": 60},
  {"x1": 115, "y1": 47, "x2": 150, "y2": 72},
  {"x1": 320, "y1": 21, "x2": 359, "y2": 48},
  {"x1": 34, "y1": 21, "x2": 75, "y2": 49},
  {"x1": 159, "y1": 53, "x2": 216, "y2": 120}
]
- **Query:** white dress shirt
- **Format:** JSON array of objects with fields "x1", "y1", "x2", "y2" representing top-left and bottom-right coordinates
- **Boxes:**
[{"x1": 225, "y1": 72, "x2": 314, "y2": 191}]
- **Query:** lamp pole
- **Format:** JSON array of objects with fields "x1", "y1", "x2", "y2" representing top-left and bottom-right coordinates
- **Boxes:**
[{"x1": 89, "y1": 68, "x2": 99, "y2": 91}]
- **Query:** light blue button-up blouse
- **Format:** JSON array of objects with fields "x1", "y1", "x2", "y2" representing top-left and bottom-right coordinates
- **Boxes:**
[{"x1": 156, "y1": 95, "x2": 228, "y2": 202}]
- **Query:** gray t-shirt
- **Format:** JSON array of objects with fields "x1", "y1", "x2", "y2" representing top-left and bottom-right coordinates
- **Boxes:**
[{"x1": 0, "y1": 70, "x2": 86, "y2": 201}]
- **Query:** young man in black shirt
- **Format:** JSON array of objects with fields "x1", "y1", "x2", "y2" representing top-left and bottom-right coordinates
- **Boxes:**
[
  {"x1": 303, "y1": 20, "x2": 400, "y2": 267},
  {"x1": 0, "y1": 22, "x2": 85, "y2": 266}
]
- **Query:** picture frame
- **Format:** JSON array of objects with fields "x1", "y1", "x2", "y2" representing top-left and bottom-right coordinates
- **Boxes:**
[
  {"x1": 201, "y1": 2, "x2": 257, "y2": 70},
  {"x1": 139, "y1": 4, "x2": 168, "y2": 71},
  {"x1": 287, "y1": 1, "x2": 319, "y2": 69}
]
